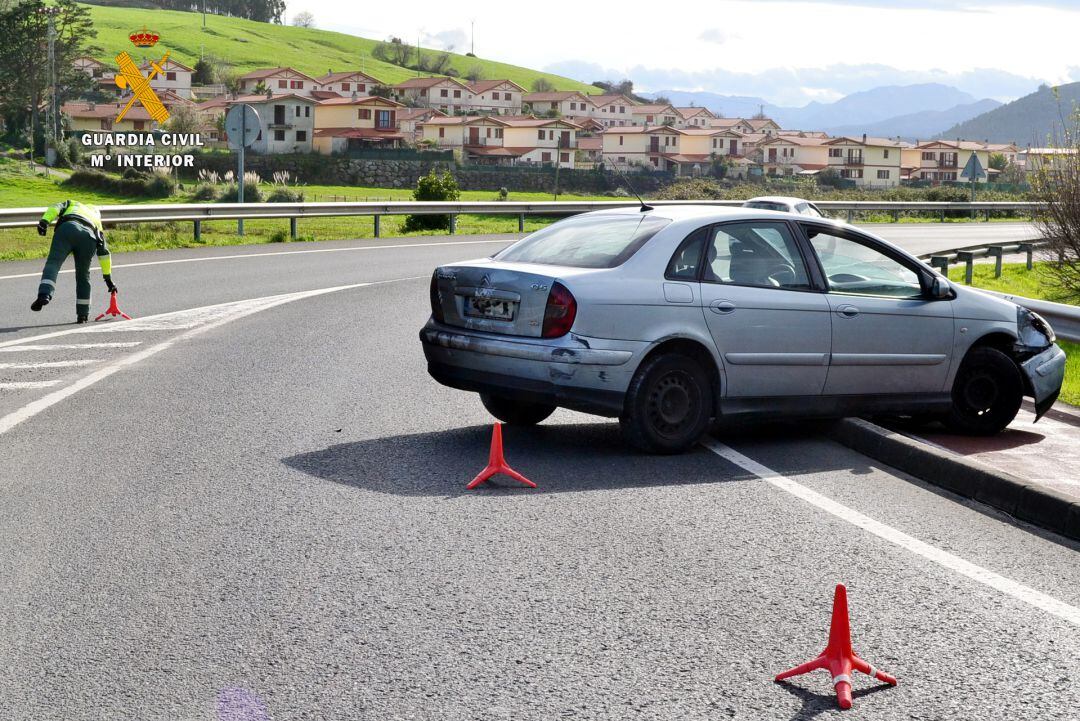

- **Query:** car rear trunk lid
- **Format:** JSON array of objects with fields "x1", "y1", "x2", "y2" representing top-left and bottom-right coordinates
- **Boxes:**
[{"x1": 433, "y1": 263, "x2": 558, "y2": 338}]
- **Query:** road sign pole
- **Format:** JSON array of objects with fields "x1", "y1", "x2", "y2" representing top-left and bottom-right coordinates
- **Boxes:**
[{"x1": 238, "y1": 110, "x2": 245, "y2": 237}]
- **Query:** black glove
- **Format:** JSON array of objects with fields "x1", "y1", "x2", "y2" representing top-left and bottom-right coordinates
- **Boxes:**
[
  {"x1": 104, "y1": 274, "x2": 117, "y2": 293},
  {"x1": 36, "y1": 220, "x2": 47, "y2": 236}
]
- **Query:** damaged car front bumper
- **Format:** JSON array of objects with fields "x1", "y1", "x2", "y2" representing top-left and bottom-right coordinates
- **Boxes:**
[{"x1": 1020, "y1": 343, "x2": 1067, "y2": 420}]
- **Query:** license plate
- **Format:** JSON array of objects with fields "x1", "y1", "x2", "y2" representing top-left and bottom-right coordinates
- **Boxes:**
[{"x1": 465, "y1": 296, "x2": 515, "y2": 321}]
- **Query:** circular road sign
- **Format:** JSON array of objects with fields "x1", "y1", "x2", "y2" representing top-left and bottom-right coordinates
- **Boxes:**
[{"x1": 225, "y1": 104, "x2": 260, "y2": 150}]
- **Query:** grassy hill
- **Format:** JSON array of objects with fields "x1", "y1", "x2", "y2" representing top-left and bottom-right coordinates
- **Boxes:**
[
  {"x1": 939, "y1": 82, "x2": 1080, "y2": 145},
  {"x1": 81, "y1": 3, "x2": 597, "y2": 94}
]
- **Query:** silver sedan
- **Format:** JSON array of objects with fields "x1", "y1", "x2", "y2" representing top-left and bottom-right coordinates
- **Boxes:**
[{"x1": 420, "y1": 206, "x2": 1065, "y2": 453}]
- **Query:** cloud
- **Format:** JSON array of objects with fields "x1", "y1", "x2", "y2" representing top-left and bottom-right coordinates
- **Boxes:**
[
  {"x1": 422, "y1": 29, "x2": 467, "y2": 52},
  {"x1": 546, "y1": 60, "x2": 1047, "y2": 106},
  {"x1": 745, "y1": 0, "x2": 1080, "y2": 9},
  {"x1": 698, "y1": 28, "x2": 740, "y2": 45}
]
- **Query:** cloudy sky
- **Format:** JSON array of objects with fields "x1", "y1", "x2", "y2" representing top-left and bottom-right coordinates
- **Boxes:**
[{"x1": 291, "y1": 0, "x2": 1080, "y2": 106}]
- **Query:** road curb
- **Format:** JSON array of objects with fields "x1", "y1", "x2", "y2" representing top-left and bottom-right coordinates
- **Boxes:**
[{"x1": 826, "y1": 418, "x2": 1080, "y2": 542}]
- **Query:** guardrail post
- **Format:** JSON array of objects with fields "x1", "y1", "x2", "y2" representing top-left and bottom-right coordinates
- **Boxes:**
[
  {"x1": 450, "y1": 214, "x2": 457, "y2": 234},
  {"x1": 891, "y1": 210, "x2": 899, "y2": 222},
  {"x1": 374, "y1": 214, "x2": 381, "y2": 238},
  {"x1": 846, "y1": 209, "x2": 853, "y2": 223},
  {"x1": 984, "y1": 209, "x2": 991, "y2": 222},
  {"x1": 518, "y1": 213, "x2": 525, "y2": 233},
  {"x1": 1019, "y1": 242, "x2": 1033, "y2": 270},
  {"x1": 930, "y1": 256, "x2": 950, "y2": 278},
  {"x1": 988, "y1": 245, "x2": 1003, "y2": 278},
  {"x1": 957, "y1": 251, "x2": 975, "y2": 285},
  {"x1": 289, "y1": 217, "x2": 297, "y2": 240},
  {"x1": 193, "y1": 220, "x2": 201, "y2": 243},
  {"x1": 940, "y1": 210, "x2": 945, "y2": 223}
]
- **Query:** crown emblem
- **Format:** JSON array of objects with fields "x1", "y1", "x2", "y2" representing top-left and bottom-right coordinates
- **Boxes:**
[{"x1": 129, "y1": 26, "x2": 160, "y2": 48}]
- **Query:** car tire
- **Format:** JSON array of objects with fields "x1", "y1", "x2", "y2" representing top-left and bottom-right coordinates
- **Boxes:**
[
  {"x1": 945, "y1": 346, "x2": 1023, "y2": 435},
  {"x1": 620, "y1": 352, "x2": 714, "y2": 454},
  {"x1": 479, "y1": 393, "x2": 556, "y2": 426}
]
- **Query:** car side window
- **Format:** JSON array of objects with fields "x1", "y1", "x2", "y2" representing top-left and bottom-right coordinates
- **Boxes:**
[
  {"x1": 702, "y1": 221, "x2": 811, "y2": 290},
  {"x1": 665, "y1": 226, "x2": 708, "y2": 280},
  {"x1": 804, "y1": 227, "x2": 923, "y2": 298}
]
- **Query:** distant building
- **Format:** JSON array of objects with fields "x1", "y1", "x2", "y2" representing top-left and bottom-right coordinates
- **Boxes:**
[
  {"x1": 421, "y1": 115, "x2": 580, "y2": 167},
  {"x1": 912, "y1": 140, "x2": 992, "y2": 183},
  {"x1": 312, "y1": 95, "x2": 405, "y2": 154},
  {"x1": 674, "y1": 107, "x2": 717, "y2": 129},
  {"x1": 397, "y1": 107, "x2": 447, "y2": 144},
  {"x1": 62, "y1": 101, "x2": 158, "y2": 132},
  {"x1": 823, "y1": 134, "x2": 907, "y2": 187},
  {"x1": 589, "y1": 94, "x2": 636, "y2": 127},
  {"x1": 630, "y1": 104, "x2": 679, "y2": 127},
  {"x1": 393, "y1": 77, "x2": 475, "y2": 114},
  {"x1": 238, "y1": 68, "x2": 319, "y2": 97},
  {"x1": 314, "y1": 70, "x2": 384, "y2": 98},
  {"x1": 759, "y1": 134, "x2": 831, "y2": 177},
  {"x1": 140, "y1": 57, "x2": 194, "y2": 99},
  {"x1": 217, "y1": 94, "x2": 316, "y2": 154},
  {"x1": 467, "y1": 80, "x2": 525, "y2": 114},
  {"x1": 522, "y1": 91, "x2": 595, "y2": 124}
]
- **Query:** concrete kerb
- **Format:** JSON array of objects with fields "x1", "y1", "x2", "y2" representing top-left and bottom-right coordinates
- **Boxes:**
[{"x1": 826, "y1": 417, "x2": 1080, "y2": 542}]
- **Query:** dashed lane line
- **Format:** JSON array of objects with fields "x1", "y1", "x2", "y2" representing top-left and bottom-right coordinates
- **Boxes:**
[
  {"x1": 0, "y1": 280, "x2": 405, "y2": 436},
  {"x1": 0, "y1": 342, "x2": 142, "y2": 352},
  {"x1": 0, "y1": 360, "x2": 100, "y2": 369},
  {"x1": 0, "y1": 238, "x2": 513, "y2": 281},
  {"x1": 702, "y1": 438, "x2": 1080, "y2": 627}
]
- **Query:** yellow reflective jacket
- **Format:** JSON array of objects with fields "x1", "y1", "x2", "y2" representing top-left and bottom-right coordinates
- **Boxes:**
[{"x1": 40, "y1": 200, "x2": 111, "y2": 275}]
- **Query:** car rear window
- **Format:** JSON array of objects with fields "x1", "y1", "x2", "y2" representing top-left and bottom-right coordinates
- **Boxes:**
[
  {"x1": 743, "y1": 201, "x2": 790, "y2": 212},
  {"x1": 494, "y1": 214, "x2": 672, "y2": 268}
]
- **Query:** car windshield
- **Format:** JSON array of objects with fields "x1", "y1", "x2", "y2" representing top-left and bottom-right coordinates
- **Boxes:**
[
  {"x1": 743, "y1": 201, "x2": 790, "y2": 213},
  {"x1": 494, "y1": 213, "x2": 671, "y2": 268}
]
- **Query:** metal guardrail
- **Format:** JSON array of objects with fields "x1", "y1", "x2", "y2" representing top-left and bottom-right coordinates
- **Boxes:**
[
  {"x1": 981, "y1": 291, "x2": 1080, "y2": 343},
  {"x1": 0, "y1": 199, "x2": 1041, "y2": 238}
]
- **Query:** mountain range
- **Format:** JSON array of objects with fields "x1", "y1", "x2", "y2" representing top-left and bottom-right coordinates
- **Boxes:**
[
  {"x1": 939, "y1": 81, "x2": 1080, "y2": 145},
  {"x1": 645, "y1": 84, "x2": 1009, "y2": 140}
]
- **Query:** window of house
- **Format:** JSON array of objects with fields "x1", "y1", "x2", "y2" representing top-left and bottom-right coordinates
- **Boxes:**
[
  {"x1": 542, "y1": 152, "x2": 552, "y2": 162},
  {"x1": 277, "y1": 79, "x2": 287, "y2": 88},
  {"x1": 883, "y1": 149, "x2": 890, "y2": 159},
  {"x1": 342, "y1": 83, "x2": 350, "y2": 91},
  {"x1": 453, "y1": 90, "x2": 461, "y2": 98},
  {"x1": 166, "y1": 71, "x2": 176, "y2": 81},
  {"x1": 646, "y1": 115, "x2": 654, "y2": 123},
  {"x1": 877, "y1": 169, "x2": 890, "y2": 179},
  {"x1": 440, "y1": 89, "x2": 448, "y2": 97},
  {"x1": 618, "y1": 156, "x2": 625, "y2": 163},
  {"x1": 439, "y1": 127, "x2": 445, "y2": 138},
  {"x1": 295, "y1": 106, "x2": 301, "y2": 117},
  {"x1": 296, "y1": 130, "x2": 307, "y2": 142},
  {"x1": 619, "y1": 136, "x2": 624, "y2": 146},
  {"x1": 274, "y1": 129, "x2": 285, "y2": 141},
  {"x1": 133, "y1": 120, "x2": 144, "y2": 131},
  {"x1": 561, "y1": 152, "x2": 569, "y2": 162},
  {"x1": 420, "y1": 89, "x2": 427, "y2": 96},
  {"x1": 538, "y1": 129, "x2": 545, "y2": 140},
  {"x1": 496, "y1": 128, "x2": 503, "y2": 138},
  {"x1": 305, "y1": 106, "x2": 310, "y2": 117},
  {"x1": 922, "y1": 151, "x2": 935, "y2": 160},
  {"x1": 358, "y1": 84, "x2": 366, "y2": 92},
  {"x1": 291, "y1": 80, "x2": 302, "y2": 89},
  {"x1": 376, "y1": 110, "x2": 392, "y2": 128},
  {"x1": 829, "y1": 148, "x2": 842, "y2": 157},
  {"x1": 359, "y1": 109, "x2": 371, "y2": 120}
]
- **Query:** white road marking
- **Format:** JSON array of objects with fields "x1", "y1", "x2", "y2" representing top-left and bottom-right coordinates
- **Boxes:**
[
  {"x1": 702, "y1": 438, "x2": 1080, "y2": 627},
  {"x1": 0, "y1": 342, "x2": 142, "y2": 352},
  {"x1": 0, "y1": 282, "x2": 374, "y2": 436},
  {"x1": 0, "y1": 238, "x2": 513, "y2": 281},
  {"x1": 0, "y1": 360, "x2": 99, "y2": 369},
  {"x1": 0, "y1": 381, "x2": 61, "y2": 389}
]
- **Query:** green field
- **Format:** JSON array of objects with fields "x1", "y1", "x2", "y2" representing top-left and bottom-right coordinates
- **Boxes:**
[
  {"x1": 968, "y1": 262, "x2": 1079, "y2": 406},
  {"x1": 82, "y1": 4, "x2": 597, "y2": 94}
]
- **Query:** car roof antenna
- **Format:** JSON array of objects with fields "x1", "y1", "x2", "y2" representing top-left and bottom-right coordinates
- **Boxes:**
[{"x1": 606, "y1": 157, "x2": 653, "y2": 212}]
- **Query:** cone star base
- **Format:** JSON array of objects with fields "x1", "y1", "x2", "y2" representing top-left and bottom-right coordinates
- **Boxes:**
[
  {"x1": 94, "y1": 290, "x2": 132, "y2": 322},
  {"x1": 467, "y1": 423, "x2": 536, "y2": 490},
  {"x1": 775, "y1": 584, "x2": 896, "y2": 710}
]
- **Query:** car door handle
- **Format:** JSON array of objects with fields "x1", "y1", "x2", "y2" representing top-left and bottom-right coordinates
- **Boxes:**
[
  {"x1": 836, "y1": 304, "x2": 860, "y2": 318},
  {"x1": 709, "y1": 300, "x2": 736, "y2": 314}
]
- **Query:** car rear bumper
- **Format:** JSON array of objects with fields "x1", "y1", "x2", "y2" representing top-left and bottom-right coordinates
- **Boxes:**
[
  {"x1": 1020, "y1": 343, "x2": 1067, "y2": 420},
  {"x1": 419, "y1": 321, "x2": 640, "y2": 416}
]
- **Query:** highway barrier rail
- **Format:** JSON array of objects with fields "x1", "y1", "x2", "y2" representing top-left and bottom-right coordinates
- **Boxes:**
[{"x1": 0, "y1": 199, "x2": 1041, "y2": 239}]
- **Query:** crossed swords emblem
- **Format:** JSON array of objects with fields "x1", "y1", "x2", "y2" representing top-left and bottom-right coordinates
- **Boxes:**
[{"x1": 113, "y1": 50, "x2": 171, "y2": 124}]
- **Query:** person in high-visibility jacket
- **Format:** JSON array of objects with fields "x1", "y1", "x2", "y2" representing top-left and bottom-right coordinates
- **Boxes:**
[{"x1": 31, "y1": 200, "x2": 117, "y2": 323}]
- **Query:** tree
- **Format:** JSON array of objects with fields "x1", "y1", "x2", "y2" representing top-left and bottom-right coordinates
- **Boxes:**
[
  {"x1": 253, "y1": 80, "x2": 269, "y2": 95},
  {"x1": 403, "y1": 170, "x2": 460, "y2": 231},
  {"x1": 531, "y1": 78, "x2": 554, "y2": 93},
  {"x1": 0, "y1": 0, "x2": 95, "y2": 152},
  {"x1": 373, "y1": 37, "x2": 412, "y2": 67},
  {"x1": 652, "y1": 95, "x2": 671, "y2": 105},
  {"x1": 165, "y1": 104, "x2": 201, "y2": 135},
  {"x1": 989, "y1": 152, "x2": 1008, "y2": 172},
  {"x1": 193, "y1": 57, "x2": 219, "y2": 85},
  {"x1": 291, "y1": 10, "x2": 315, "y2": 28},
  {"x1": 420, "y1": 50, "x2": 452, "y2": 75},
  {"x1": 466, "y1": 65, "x2": 483, "y2": 83},
  {"x1": 1030, "y1": 109, "x2": 1080, "y2": 302},
  {"x1": 369, "y1": 84, "x2": 393, "y2": 99}
]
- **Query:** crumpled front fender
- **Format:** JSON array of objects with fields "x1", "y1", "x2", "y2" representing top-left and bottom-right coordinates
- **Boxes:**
[{"x1": 1020, "y1": 344, "x2": 1067, "y2": 420}]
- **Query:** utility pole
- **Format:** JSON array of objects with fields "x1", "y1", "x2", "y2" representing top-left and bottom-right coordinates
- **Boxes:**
[
  {"x1": 471, "y1": 20, "x2": 475, "y2": 55},
  {"x1": 43, "y1": 7, "x2": 60, "y2": 166}
]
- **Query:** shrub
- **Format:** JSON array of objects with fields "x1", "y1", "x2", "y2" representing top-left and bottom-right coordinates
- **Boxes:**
[
  {"x1": 266, "y1": 187, "x2": 304, "y2": 203},
  {"x1": 269, "y1": 228, "x2": 289, "y2": 243},
  {"x1": 403, "y1": 170, "x2": 460, "y2": 232},
  {"x1": 62, "y1": 169, "x2": 176, "y2": 198},
  {"x1": 190, "y1": 183, "x2": 218, "y2": 201},
  {"x1": 497, "y1": 187, "x2": 509, "y2": 201},
  {"x1": 144, "y1": 173, "x2": 177, "y2": 198},
  {"x1": 217, "y1": 182, "x2": 264, "y2": 203}
]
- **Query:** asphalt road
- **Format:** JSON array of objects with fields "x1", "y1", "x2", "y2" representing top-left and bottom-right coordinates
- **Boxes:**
[{"x1": 2, "y1": 224, "x2": 1078, "y2": 721}]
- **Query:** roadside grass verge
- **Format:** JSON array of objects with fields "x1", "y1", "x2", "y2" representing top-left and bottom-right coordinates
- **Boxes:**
[{"x1": 967, "y1": 261, "x2": 1080, "y2": 406}]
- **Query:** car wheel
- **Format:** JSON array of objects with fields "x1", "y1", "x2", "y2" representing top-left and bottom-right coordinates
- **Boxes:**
[
  {"x1": 479, "y1": 393, "x2": 556, "y2": 426},
  {"x1": 946, "y1": 346, "x2": 1023, "y2": 435},
  {"x1": 620, "y1": 352, "x2": 714, "y2": 454}
]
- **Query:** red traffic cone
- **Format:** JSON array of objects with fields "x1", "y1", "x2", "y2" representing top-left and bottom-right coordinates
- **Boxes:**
[
  {"x1": 94, "y1": 290, "x2": 132, "y2": 322},
  {"x1": 775, "y1": 584, "x2": 896, "y2": 710},
  {"x1": 467, "y1": 423, "x2": 536, "y2": 490}
]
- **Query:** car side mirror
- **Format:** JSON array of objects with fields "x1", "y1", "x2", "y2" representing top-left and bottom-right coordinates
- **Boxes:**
[{"x1": 930, "y1": 276, "x2": 951, "y2": 299}]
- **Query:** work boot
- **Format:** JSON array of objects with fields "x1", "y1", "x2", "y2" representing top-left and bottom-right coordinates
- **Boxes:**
[
  {"x1": 76, "y1": 314, "x2": 88, "y2": 324},
  {"x1": 30, "y1": 295, "x2": 49, "y2": 312}
]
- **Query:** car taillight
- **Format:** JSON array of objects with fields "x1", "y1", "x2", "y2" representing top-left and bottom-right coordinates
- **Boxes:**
[
  {"x1": 542, "y1": 282, "x2": 576, "y2": 338},
  {"x1": 429, "y1": 271, "x2": 445, "y2": 322}
]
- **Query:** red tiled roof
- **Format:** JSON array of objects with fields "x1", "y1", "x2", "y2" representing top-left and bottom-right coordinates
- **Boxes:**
[
  {"x1": 465, "y1": 146, "x2": 534, "y2": 157},
  {"x1": 62, "y1": 102, "x2": 154, "y2": 121},
  {"x1": 577, "y1": 137, "x2": 602, "y2": 150},
  {"x1": 394, "y1": 76, "x2": 470, "y2": 90},
  {"x1": 317, "y1": 95, "x2": 403, "y2": 107},
  {"x1": 239, "y1": 67, "x2": 317, "y2": 83},
  {"x1": 523, "y1": 91, "x2": 591, "y2": 103},
  {"x1": 316, "y1": 70, "x2": 383, "y2": 85},
  {"x1": 468, "y1": 79, "x2": 525, "y2": 94}
]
